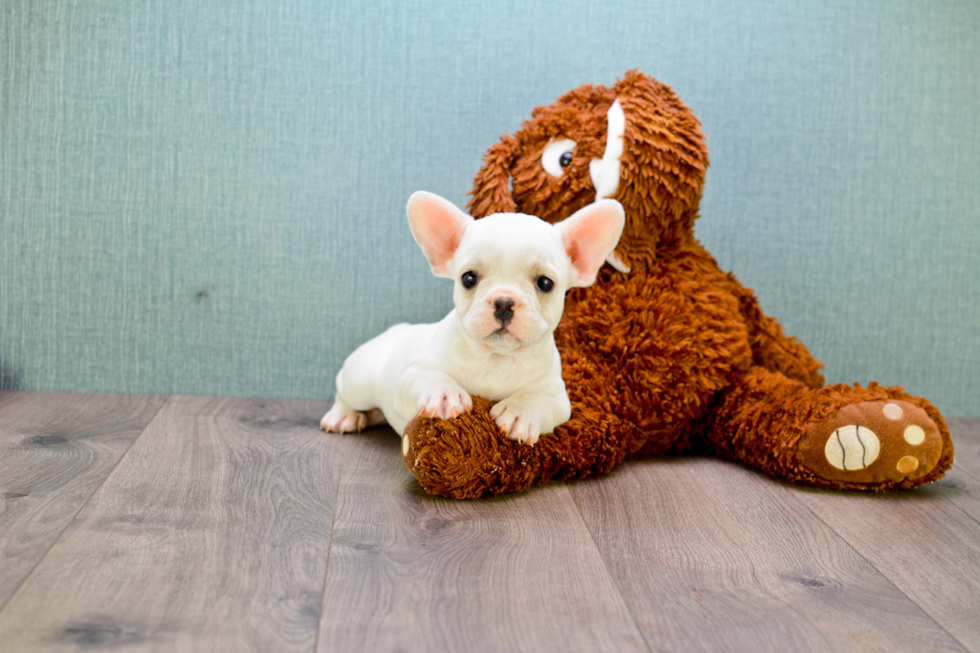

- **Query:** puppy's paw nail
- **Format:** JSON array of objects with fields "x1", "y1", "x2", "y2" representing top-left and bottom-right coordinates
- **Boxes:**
[{"x1": 420, "y1": 387, "x2": 469, "y2": 420}]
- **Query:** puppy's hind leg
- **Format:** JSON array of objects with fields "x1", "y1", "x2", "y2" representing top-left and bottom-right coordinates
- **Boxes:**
[
  {"x1": 320, "y1": 403, "x2": 385, "y2": 432},
  {"x1": 321, "y1": 334, "x2": 394, "y2": 433},
  {"x1": 364, "y1": 408, "x2": 386, "y2": 427},
  {"x1": 320, "y1": 395, "x2": 368, "y2": 433}
]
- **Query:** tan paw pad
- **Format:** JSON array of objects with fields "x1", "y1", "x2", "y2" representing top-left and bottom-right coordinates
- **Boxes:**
[
  {"x1": 897, "y1": 455, "x2": 919, "y2": 474},
  {"x1": 882, "y1": 403, "x2": 904, "y2": 420},
  {"x1": 824, "y1": 426, "x2": 880, "y2": 471},
  {"x1": 903, "y1": 424, "x2": 925, "y2": 445},
  {"x1": 799, "y1": 400, "x2": 944, "y2": 485}
]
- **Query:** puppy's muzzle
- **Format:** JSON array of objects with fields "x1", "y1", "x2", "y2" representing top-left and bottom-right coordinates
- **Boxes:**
[{"x1": 493, "y1": 297, "x2": 515, "y2": 326}]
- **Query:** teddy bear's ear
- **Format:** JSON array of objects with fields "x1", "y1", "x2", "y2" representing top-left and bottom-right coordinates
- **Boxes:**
[
  {"x1": 556, "y1": 200, "x2": 626, "y2": 287},
  {"x1": 406, "y1": 191, "x2": 474, "y2": 278},
  {"x1": 467, "y1": 135, "x2": 520, "y2": 218}
]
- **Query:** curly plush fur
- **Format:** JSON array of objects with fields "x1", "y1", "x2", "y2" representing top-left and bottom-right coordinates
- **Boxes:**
[{"x1": 401, "y1": 70, "x2": 953, "y2": 499}]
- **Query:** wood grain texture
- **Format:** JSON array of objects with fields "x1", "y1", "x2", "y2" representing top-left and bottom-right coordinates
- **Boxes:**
[
  {"x1": 947, "y1": 418, "x2": 980, "y2": 478},
  {"x1": 0, "y1": 395, "x2": 339, "y2": 652},
  {"x1": 0, "y1": 391, "x2": 165, "y2": 611},
  {"x1": 1, "y1": 394, "x2": 977, "y2": 653},
  {"x1": 318, "y1": 428, "x2": 647, "y2": 653},
  {"x1": 795, "y1": 419, "x2": 980, "y2": 652},
  {"x1": 569, "y1": 456, "x2": 968, "y2": 653}
]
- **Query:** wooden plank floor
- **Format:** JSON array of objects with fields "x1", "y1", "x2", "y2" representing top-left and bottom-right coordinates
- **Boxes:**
[{"x1": 0, "y1": 392, "x2": 978, "y2": 652}]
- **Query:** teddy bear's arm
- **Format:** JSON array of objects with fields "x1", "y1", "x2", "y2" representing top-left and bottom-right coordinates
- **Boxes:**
[{"x1": 723, "y1": 273, "x2": 825, "y2": 389}]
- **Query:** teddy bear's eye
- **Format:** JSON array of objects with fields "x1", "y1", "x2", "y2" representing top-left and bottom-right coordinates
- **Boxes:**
[
  {"x1": 535, "y1": 276, "x2": 554, "y2": 293},
  {"x1": 461, "y1": 271, "x2": 478, "y2": 289},
  {"x1": 541, "y1": 138, "x2": 577, "y2": 177}
]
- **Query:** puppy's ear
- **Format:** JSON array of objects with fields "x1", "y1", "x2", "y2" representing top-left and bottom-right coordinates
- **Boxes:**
[
  {"x1": 556, "y1": 200, "x2": 625, "y2": 287},
  {"x1": 407, "y1": 191, "x2": 474, "y2": 278},
  {"x1": 467, "y1": 135, "x2": 520, "y2": 218}
]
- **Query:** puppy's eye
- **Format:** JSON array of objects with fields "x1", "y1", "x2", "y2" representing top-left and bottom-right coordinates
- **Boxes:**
[
  {"x1": 541, "y1": 138, "x2": 577, "y2": 177},
  {"x1": 535, "y1": 276, "x2": 554, "y2": 292},
  {"x1": 461, "y1": 271, "x2": 478, "y2": 289}
]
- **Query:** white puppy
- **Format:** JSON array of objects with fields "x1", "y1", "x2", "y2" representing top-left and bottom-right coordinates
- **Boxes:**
[{"x1": 320, "y1": 191, "x2": 624, "y2": 446}]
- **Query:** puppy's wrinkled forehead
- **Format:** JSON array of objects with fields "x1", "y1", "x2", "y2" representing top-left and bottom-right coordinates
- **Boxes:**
[{"x1": 456, "y1": 214, "x2": 564, "y2": 270}]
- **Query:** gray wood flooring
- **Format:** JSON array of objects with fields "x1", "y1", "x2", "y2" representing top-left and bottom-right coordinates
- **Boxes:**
[{"x1": 0, "y1": 391, "x2": 978, "y2": 652}]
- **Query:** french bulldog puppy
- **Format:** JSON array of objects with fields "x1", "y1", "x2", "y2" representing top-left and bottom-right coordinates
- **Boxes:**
[{"x1": 320, "y1": 191, "x2": 624, "y2": 446}]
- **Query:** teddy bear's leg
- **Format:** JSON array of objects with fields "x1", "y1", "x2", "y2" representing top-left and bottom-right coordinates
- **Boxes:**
[
  {"x1": 703, "y1": 366, "x2": 954, "y2": 490},
  {"x1": 725, "y1": 279, "x2": 826, "y2": 389}
]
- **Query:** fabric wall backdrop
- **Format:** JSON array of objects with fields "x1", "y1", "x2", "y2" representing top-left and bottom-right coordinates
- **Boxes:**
[{"x1": 1, "y1": 0, "x2": 978, "y2": 415}]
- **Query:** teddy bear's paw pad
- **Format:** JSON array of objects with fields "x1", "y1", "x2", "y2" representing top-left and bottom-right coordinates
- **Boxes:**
[
  {"x1": 824, "y1": 425, "x2": 880, "y2": 471},
  {"x1": 320, "y1": 403, "x2": 368, "y2": 434},
  {"x1": 799, "y1": 400, "x2": 943, "y2": 485},
  {"x1": 400, "y1": 427, "x2": 419, "y2": 468}
]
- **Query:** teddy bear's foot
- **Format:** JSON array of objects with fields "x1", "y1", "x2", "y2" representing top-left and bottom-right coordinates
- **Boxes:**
[{"x1": 797, "y1": 400, "x2": 944, "y2": 487}]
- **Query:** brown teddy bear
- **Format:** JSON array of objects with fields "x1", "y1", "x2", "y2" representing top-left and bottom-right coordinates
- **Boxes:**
[{"x1": 401, "y1": 69, "x2": 954, "y2": 499}]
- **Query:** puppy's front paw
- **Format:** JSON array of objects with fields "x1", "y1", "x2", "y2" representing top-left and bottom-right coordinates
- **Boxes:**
[
  {"x1": 417, "y1": 386, "x2": 473, "y2": 420},
  {"x1": 490, "y1": 399, "x2": 541, "y2": 446}
]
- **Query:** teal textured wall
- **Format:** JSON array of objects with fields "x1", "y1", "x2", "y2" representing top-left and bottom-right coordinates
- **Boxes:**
[{"x1": 1, "y1": 0, "x2": 978, "y2": 415}]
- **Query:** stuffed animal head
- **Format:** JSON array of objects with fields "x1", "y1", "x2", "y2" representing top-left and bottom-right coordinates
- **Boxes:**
[{"x1": 468, "y1": 69, "x2": 709, "y2": 271}]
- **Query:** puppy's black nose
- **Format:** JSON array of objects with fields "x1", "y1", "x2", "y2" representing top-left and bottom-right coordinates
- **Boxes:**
[{"x1": 493, "y1": 298, "x2": 515, "y2": 324}]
